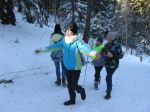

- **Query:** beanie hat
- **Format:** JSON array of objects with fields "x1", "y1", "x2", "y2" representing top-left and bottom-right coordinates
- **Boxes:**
[
  {"x1": 54, "y1": 24, "x2": 61, "y2": 33},
  {"x1": 106, "y1": 32, "x2": 116, "y2": 41},
  {"x1": 67, "y1": 23, "x2": 78, "y2": 35}
]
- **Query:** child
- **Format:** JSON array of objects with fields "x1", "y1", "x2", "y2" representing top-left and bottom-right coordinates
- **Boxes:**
[
  {"x1": 35, "y1": 23, "x2": 100, "y2": 105},
  {"x1": 49, "y1": 24, "x2": 66, "y2": 86},
  {"x1": 92, "y1": 37, "x2": 106, "y2": 90},
  {"x1": 101, "y1": 32, "x2": 123, "y2": 99}
]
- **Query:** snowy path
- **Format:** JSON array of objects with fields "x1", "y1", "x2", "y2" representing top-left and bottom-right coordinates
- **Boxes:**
[{"x1": 0, "y1": 15, "x2": 150, "y2": 112}]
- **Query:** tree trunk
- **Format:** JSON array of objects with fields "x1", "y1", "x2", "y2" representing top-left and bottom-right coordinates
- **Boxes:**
[
  {"x1": 54, "y1": 0, "x2": 58, "y2": 23},
  {"x1": 83, "y1": 0, "x2": 93, "y2": 43},
  {"x1": 72, "y1": 0, "x2": 75, "y2": 23},
  {"x1": 0, "y1": 0, "x2": 3, "y2": 22},
  {"x1": 18, "y1": 0, "x2": 22, "y2": 12},
  {"x1": 25, "y1": 1, "x2": 33, "y2": 23},
  {"x1": 0, "y1": 0, "x2": 16, "y2": 25}
]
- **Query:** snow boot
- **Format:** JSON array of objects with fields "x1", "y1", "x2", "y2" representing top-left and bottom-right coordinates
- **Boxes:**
[
  {"x1": 55, "y1": 79, "x2": 61, "y2": 86},
  {"x1": 64, "y1": 99, "x2": 75, "y2": 106},
  {"x1": 64, "y1": 92, "x2": 76, "y2": 106},
  {"x1": 80, "y1": 88, "x2": 86, "y2": 100},
  {"x1": 104, "y1": 91, "x2": 111, "y2": 100},
  {"x1": 94, "y1": 81, "x2": 99, "y2": 90},
  {"x1": 62, "y1": 80, "x2": 67, "y2": 87}
]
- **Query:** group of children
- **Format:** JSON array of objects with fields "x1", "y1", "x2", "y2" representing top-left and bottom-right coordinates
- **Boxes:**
[{"x1": 35, "y1": 23, "x2": 123, "y2": 106}]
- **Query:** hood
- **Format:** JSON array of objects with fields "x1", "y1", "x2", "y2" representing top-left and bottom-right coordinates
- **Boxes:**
[
  {"x1": 106, "y1": 32, "x2": 116, "y2": 42},
  {"x1": 65, "y1": 35, "x2": 79, "y2": 44},
  {"x1": 51, "y1": 34, "x2": 63, "y2": 42}
]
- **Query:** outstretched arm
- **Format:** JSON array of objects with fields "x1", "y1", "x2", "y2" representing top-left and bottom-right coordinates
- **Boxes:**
[
  {"x1": 35, "y1": 39, "x2": 64, "y2": 54},
  {"x1": 76, "y1": 40, "x2": 100, "y2": 60}
]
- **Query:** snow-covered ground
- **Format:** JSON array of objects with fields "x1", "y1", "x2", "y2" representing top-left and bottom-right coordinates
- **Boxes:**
[{"x1": 0, "y1": 12, "x2": 150, "y2": 112}]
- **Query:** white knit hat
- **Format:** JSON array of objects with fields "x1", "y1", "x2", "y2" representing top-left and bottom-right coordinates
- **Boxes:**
[{"x1": 106, "y1": 32, "x2": 116, "y2": 41}]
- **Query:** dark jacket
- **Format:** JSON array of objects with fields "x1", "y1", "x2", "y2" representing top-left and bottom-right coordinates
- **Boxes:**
[{"x1": 101, "y1": 42, "x2": 123, "y2": 68}]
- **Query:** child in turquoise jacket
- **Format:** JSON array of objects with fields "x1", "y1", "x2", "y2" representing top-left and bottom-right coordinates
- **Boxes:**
[{"x1": 35, "y1": 23, "x2": 100, "y2": 106}]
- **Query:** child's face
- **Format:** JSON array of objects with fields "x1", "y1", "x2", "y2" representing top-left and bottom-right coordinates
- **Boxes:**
[{"x1": 66, "y1": 29, "x2": 74, "y2": 37}]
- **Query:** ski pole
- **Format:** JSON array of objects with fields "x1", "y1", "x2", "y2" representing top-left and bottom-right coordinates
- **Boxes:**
[{"x1": 83, "y1": 56, "x2": 88, "y2": 87}]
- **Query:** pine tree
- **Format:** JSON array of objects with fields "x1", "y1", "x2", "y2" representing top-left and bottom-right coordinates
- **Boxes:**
[
  {"x1": 0, "y1": 0, "x2": 16, "y2": 25},
  {"x1": 17, "y1": 0, "x2": 22, "y2": 12},
  {"x1": 83, "y1": 0, "x2": 93, "y2": 43},
  {"x1": 58, "y1": 0, "x2": 87, "y2": 32},
  {"x1": 90, "y1": 0, "x2": 116, "y2": 38}
]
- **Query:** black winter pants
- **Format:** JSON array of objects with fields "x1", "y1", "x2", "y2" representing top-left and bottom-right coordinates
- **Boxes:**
[
  {"x1": 105, "y1": 67, "x2": 117, "y2": 92},
  {"x1": 94, "y1": 65, "x2": 103, "y2": 81},
  {"x1": 66, "y1": 70, "x2": 83, "y2": 101}
]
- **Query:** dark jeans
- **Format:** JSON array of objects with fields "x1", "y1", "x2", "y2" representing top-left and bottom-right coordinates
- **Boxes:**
[
  {"x1": 94, "y1": 65, "x2": 103, "y2": 81},
  {"x1": 66, "y1": 70, "x2": 83, "y2": 101},
  {"x1": 105, "y1": 67, "x2": 117, "y2": 92},
  {"x1": 54, "y1": 61, "x2": 66, "y2": 82}
]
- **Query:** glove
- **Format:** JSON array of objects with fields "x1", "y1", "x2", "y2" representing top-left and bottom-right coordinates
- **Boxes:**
[
  {"x1": 107, "y1": 52, "x2": 113, "y2": 58},
  {"x1": 102, "y1": 39, "x2": 108, "y2": 45},
  {"x1": 35, "y1": 49, "x2": 40, "y2": 54}
]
